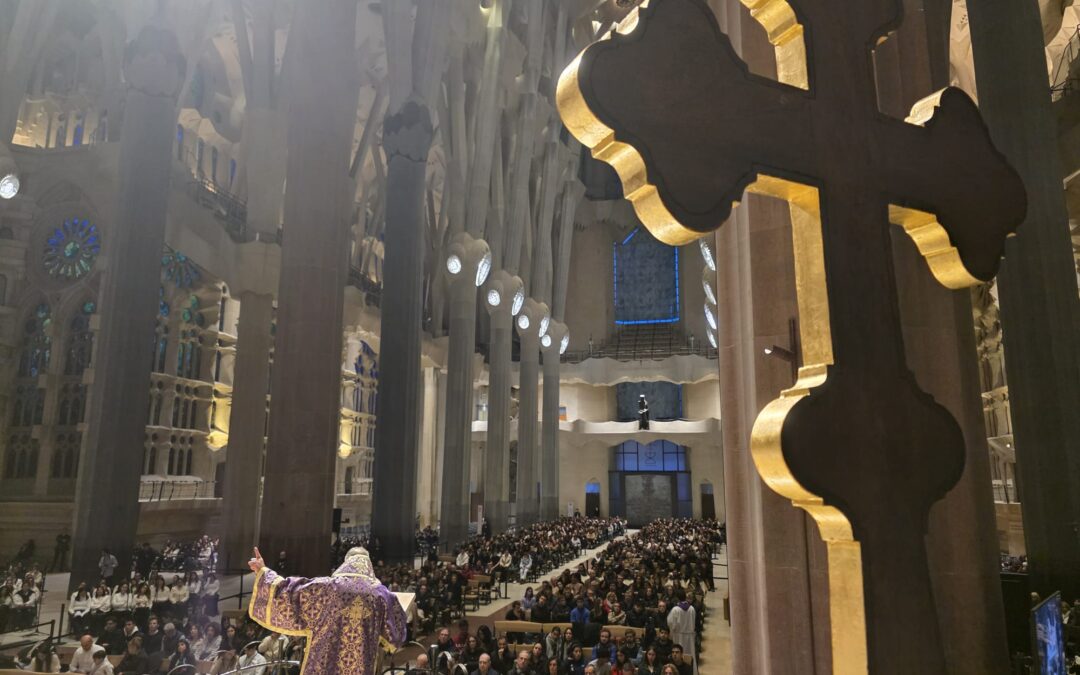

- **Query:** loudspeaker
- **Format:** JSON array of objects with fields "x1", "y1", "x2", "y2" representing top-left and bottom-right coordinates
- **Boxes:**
[{"x1": 332, "y1": 508, "x2": 343, "y2": 534}]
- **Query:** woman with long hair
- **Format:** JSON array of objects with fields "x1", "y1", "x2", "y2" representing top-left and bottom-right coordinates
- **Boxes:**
[
  {"x1": 68, "y1": 583, "x2": 91, "y2": 635},
  {"x1": 29, "y1": 642, "x2": 61, "y2": 673},
  {"x1": 564, "y1": 644, "x2": 586, "y2": 675},
  {"x1": 202, "y1": 572, "x2": 220, "y2": 617},
  {"x1": 638, "y1": 648, "x2": 663, "y2": 675},
  {"x1": 169, "y1": 575, "x2": 189, "y2": 621},
  {"x1": 89, "y1": 584, "x2": 111, "y2": 634},
  {"x1": 150, "y1": 576, "x2": 169, "y2": 619},
  {"x1": 169, "y1": 638, "x2": 197, "y2": 669},
  {"x1": 111, "y1": 581, "x2": 132, "y2": 622},
  {"x1": 132, "y1": 582, "x2": 152, "y2": 629},
  {"x1": 194, "y1": 623, "x2": 222, "y2": 661}
]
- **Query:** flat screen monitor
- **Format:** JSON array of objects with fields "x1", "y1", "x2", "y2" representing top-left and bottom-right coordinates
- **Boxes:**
[{"x1": 1031, "y1": 591, "x2": 1067, "y2": 675}]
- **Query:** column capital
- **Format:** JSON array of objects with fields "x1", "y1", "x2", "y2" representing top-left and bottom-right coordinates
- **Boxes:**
[
  {"x1": 515, "y1": 298, "x2": 549, "y2": 340},
  {"x1": 383, "y1": 100, "x2": 434, "y2": 163},
  {"x1": 541, "y1": 320, "x2": 568, "y2": 356},
  {"x1": 482, "y1": 270, "x2": 523, "y2": 318}
]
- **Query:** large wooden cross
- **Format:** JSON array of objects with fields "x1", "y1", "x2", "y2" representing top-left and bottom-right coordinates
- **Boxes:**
[{"x1": 557, "y1": 0, "x2": 1026, "y2": 672}]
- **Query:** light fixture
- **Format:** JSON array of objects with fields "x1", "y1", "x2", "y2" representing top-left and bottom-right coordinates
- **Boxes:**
[
  {"x1": 446, "y1": 254, "x2": 462, "y2": 275},
  {"x1": 706, "y1": 328, "x2": 718, "y2": 349},
  {"x1": 560, "y1": 333, "x2": 570, "y2": 354},
  {"x1": 539, "y1": 315, "x2": 550, "y2": 337},
  {"x1": 487, "y1": 289, "x2": 501, "y2": 307},
  {"x1": 512, "y1": 288, "x2": 525, "y2": 316},
  {"x1": 445, "y1": 232, "x2": 491, "y2": 287},
  {"x1": 0, "y1": 145, "x2": 18, "y2": 200},
  {"x1": 0, "y1": 174, "x2": 18, "y2": 200},
  {"x1": 698, "y1": 238, "x2": 716, "y2": 272},
  {"x1": 702, "y1": 277, "x2": 716, "y2": 305},
  {"x1": 541, "y1": 334, "x2": 552, "y2": 348},
  {"x1": 517, "y1": 314, "x2": 530, "y2": 330},
  {"x1": 704, "y1": 302, "x2": 717, "y2": 331},
  {"x1": 764, "y1": 344, "x2": 795, "y2": 359},
  {"x1": 476, "y1": 251, "x2": 492, "y2": 287}
]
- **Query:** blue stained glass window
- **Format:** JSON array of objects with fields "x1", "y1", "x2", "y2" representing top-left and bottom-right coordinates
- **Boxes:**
[
  {"x1": 612, "y1": 439, "x2": 687, "y2": 473},
  {"x1": 43, "y1": 219, "x2": 101, "y2": 280},
  {"x1": 162, "y1": 250, "x2": 201, "y2": 288},
  {"x1": 613, "y1": 227, "x2": 680, "y2": 325},
  {"x1": 18, "y1": 304, "x2": 52, "y2": 377}
]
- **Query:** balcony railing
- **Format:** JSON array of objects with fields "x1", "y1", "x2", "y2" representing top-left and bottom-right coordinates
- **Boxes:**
[{"x1": 139, "y1": 480, "x2": 218, "y2": 502}]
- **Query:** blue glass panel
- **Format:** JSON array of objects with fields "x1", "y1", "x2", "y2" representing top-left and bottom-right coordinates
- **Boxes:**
[{"x1": 613, "y1": 228, "x2": 680, "y2": 324}]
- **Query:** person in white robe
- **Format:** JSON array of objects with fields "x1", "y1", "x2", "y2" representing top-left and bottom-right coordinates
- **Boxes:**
[{"x1": 666, "y1": 592, "x2": 696, "y2": 675}]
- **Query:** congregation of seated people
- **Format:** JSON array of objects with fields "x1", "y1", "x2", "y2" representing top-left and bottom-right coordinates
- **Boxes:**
[
  {"x1": 2, "y1": 536, "x2": 307, "y2": 675},
  {"x1": 375, "y1": 517, "x2": 626, "y2": 636},
  {"x1": 420, "y1": 517, "x2": 720, "y2": 675}
]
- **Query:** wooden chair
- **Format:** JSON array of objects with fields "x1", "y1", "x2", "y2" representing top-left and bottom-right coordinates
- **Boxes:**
[
  {"x1": 222, "y1": 608, "x2": 247, "y2": 625},
  {"x1": 543, "y1": 622, "x2": 572, "y2": 636},
  {"x1": 463, "y1": 580, "x2": 481, "y2": 612},
  {"x1": 473, "y1": 574, "x2": 498, "y2": 604},
  {"x1": 605, "y1": 625, "x2": 639, "y2": 641},
  {"x1": 107, "y1": 655, "x2": 123, "y2": 667},
  {"x1": 493, "y1": 620, "x2": 543, "y2": 639},
  {"x1": 196, "y1": 660, "x2": 215, "y2": 674}
]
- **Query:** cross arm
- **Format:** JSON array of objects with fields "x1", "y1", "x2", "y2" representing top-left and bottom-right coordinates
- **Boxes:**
[
  {"x1": 880, "y1": 88, "x2": 1027, "y2": 286},
  {"x1": 557, "y1": 0, "x2": 815, "y2": 244}
]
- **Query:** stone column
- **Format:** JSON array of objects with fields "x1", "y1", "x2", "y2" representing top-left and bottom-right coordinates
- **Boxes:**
[
  {"x1": 967, "y1": 0, "x2": 1080, "y2": 599},
  {"x1": 258, "y1": 0, "x2": 358, "y2": 577},
  {"x1": 440, "y1": 272, "x2": 481, "y2": 548},
  {"x1": 514, "y1": 299, "x2": 546, "y2": 526},
  {"x1": 69, "y1": 23, "x2": 185, "y2": 589},
  {"x1": 219, "y1": 291, "x2": 272, "y2": 572},
  {"x1": 539, "y1": 322, "x2": 565, "y2": 520},
  {"x1": 370, "y1": 101, "x2": 433, "y2": 562},
  {"x1": 483, "y1": 273, "x2": 519, "y2": 533},
  {"x1": 715, "y1": 194, "x2": 831, "y2": 675}
]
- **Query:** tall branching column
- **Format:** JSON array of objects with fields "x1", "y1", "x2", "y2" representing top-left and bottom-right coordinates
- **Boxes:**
[
  {"x1": 70, "y1": 23, "x2": 185, "y2": 589},
  {"x1": 371, "y1": 0, "x2": 450, "y2": 563},
  {"x1": 258, "y1": 0, "x2": 359, "y2": 577},
  {"x1": 968, "y1": 0, "x2": 1080, "y2": 600}
]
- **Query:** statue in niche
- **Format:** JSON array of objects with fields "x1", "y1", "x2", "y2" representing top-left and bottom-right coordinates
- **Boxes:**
[{"x1": 638, "y1": 394, "x2": 650, "y2": 430}]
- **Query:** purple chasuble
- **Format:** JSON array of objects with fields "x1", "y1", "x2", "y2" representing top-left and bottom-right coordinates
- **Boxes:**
[{"x1": 248, "y1": 547, "x2": 406, "y2": 675}]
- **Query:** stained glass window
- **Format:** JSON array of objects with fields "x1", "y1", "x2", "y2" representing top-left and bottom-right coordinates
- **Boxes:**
[
  {"x1": 43, "y1": 219, "x2": 101, "y2": 280},
  {"x1": 162, "y1": 250, "x2": 202, "y2": 288},
  {"x1": 18, "y1": 304, "x2": 51, "y2": 377},
  {"x1": 64, "y1": 301, "x2": 95, "y2": 376},
  {"x1": 3, "y1": 434, "x2": 38, "y2": 479}
]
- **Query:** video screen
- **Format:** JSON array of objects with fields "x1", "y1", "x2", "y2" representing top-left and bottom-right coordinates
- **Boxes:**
[{"x1": 1032, "y1": 591, "x2": 1067, "y2": 675}]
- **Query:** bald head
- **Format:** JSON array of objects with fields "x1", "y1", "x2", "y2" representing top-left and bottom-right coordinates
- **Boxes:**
[
  {"x1": 415, "y1": 654, "x2": 429, "y2": 667},
  {"x1": 478, "y1": 653, "x2": 491, "y2": 672},
  {"x1": 80, "y1": 635, "x2": 93, "y2": 651},
  {"x1": 517, "y1": 650, "x2": 530, "y2": 668}
]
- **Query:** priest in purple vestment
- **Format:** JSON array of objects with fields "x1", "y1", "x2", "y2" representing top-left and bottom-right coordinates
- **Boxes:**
[{"x1": 247, "y1": 546, "x2": 406, "y2": 675}]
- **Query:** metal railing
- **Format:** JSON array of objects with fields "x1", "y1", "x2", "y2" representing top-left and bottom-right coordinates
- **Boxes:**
[
  {"x1": 562, "y1": 328, "x2": 718, "y2": 364},
  {"x1": 169, "y1": 658, "x2": 300, "y2": 675},
  {"x1": 185, "y1": 179, "x2": 250, "y2": 241},
  {"x1": 348, "y1": 266, "x2": 382, "y2": 306},
  {"x1": 139, "y1": 480, "x2": 218, "y2": 502}
]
